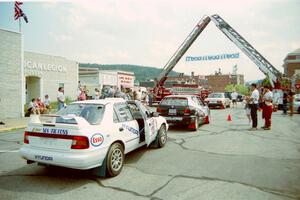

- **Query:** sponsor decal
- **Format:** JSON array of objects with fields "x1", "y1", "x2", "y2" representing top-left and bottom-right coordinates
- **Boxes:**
[
  {"x1": 34, "y1": 155, "x2": 53, "y2": 161},
  {"x1": 32, "y1": 128, "x2": 42, "y2": 132},
  {"x1": 122, "y1": 124, "x2": 139, "y2": 135},
  {"x1": 90, "y1": 133, "x2": 104, "y2": 147},
  {"x1": 42, "y1": 128, "x2": 68, "y2": 135}
]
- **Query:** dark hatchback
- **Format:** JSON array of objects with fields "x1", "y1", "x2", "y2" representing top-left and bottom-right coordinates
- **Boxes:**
[{"x1": 156, "y1": 95, "x2": 207, "y2": 131}]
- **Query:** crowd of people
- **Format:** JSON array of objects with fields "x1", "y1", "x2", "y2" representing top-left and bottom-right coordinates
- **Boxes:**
[
  {"x1": 25, "y1": 95, "x2": 51, "y2": 116},
  {"x1": 241, "y1": 83, "x2": 296, "y2": 131},
  {"x1": 76, "y1": 85, "x2": 154, "y2": 106}
]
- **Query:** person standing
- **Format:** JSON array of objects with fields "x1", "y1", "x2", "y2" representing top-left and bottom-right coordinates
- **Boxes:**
[
  {"x1": 57, "y1": 87, "x2": 65, "y2": 110},
  {"x1": 288, "y1": 89, "x2": 295, "y2": 116},
  {"x1": 94, "y1": 88, "x2": 100, "y2": 100},
  {"x1": 248, "y1": 83, "x2": 259, "y2": 130},
  {"x1": 231, "y1": 91, "x2": 238, "y2": 108},
  {"x1": 261, "y1": 86, "x2": 273, "y2": 130},
  {"x1": 282, "y1": 90, "x2": 288, "y2": 115},
  {"x1": 44, "y1": 94, "x2": 51, "y2": 111}
]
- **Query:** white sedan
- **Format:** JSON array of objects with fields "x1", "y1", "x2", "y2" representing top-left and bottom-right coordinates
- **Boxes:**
[
  {"x1": 205, "y1": 92, "x2": 231, "y2": 109},
  {"x1": 20, "y1": 98, "x2": 168, "y2": 177}
]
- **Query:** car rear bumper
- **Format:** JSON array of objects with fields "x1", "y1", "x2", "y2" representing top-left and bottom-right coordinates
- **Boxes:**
[
  {"x1": 20, "y1": 145, "x2": 108, "y2": 170},
  {"x1": 162, "y1": 115, "x2": 196, "y2": 125},
  {"x1": 208, "y1": 103, "x2": 224, "y2": 108}
]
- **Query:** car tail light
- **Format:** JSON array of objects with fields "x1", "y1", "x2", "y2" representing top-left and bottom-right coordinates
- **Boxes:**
[
  {"x1": 184, "y1": 107, "x2": 191, "y2": 115},
  {"x1": 24, "y1": 131, "x2": 29, "y2": 144},
  {"x1": 22, "y1": 131, "x2": 89, "y2": 149},
  {"x1": 71, "y1": 136, "x2": 89, "y2": 149},
  {"x1": 157, "y1": 107, "x2": 162, "y2": 113}
]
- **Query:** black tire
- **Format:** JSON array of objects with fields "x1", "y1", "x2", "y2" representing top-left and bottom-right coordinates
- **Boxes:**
[
  {"x1": 106, "y1": 143, "x2": 124, "y2": 177},
  {"x1": 156, "y1": 124, "x2": 167, "y2": 148},
  {"x1": 191, "y1": 116, "x2": 199, "y2": 131}
]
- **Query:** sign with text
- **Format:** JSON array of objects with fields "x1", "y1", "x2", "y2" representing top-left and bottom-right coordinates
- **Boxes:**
[{"x1": 186, "y1": 53, "x2": 240, "y2": 62}]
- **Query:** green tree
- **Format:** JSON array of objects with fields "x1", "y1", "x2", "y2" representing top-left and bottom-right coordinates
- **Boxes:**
[{"x1": 225, "y1": 84, "x2": 249, "y2": 95}]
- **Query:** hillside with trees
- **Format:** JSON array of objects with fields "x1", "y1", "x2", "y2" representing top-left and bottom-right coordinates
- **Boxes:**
[{"x1": 79, "y1": 63, "x2": 180, "y2": 82}]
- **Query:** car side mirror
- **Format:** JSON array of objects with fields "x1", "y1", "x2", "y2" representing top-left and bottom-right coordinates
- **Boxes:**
[{"x1": 151, "y1": 112, "x2": 159, "y2": 117}]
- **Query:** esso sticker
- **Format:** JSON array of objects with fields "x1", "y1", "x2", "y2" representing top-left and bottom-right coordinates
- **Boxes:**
[{"x1": 90, "y1": 134, "x2": 104, "y2": 147}]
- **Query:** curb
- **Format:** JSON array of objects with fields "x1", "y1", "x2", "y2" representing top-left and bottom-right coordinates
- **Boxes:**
[{"x1": 0, "y1": 125, "x2": 26, "y2": 133}]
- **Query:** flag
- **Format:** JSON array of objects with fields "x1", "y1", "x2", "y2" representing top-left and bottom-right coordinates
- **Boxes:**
[
  {"x1": 14, "y1": 1, "x2": 28, "y2": 23},
  {"x1": 14, "y1": 1, "x2": 23, "y2": 20}
]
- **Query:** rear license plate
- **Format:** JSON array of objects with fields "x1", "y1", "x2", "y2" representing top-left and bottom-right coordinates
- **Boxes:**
[
  {"x1": 168, "y1": 109, "x2": 177, "y2": 115},
  {"x1": 165, "y1": 117, "x2": 182, "y2": 121}
]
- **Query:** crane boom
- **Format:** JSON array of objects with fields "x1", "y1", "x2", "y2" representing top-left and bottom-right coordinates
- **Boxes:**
[
  {"x1": 210, "y1": 14, "x2": 281, "y2": 86},
  {"x1": 155, "y1": 16, "x2": 211, "y2": 88}
]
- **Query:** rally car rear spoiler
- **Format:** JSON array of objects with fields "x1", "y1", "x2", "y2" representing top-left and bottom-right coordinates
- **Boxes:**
[{"x1": 29, "y1": 114, "x2": 90, "y2": 127}]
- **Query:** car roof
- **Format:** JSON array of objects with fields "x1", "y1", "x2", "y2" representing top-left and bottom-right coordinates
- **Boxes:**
[
  {"x1": 72, "y1": 98, "x2": 126, "y2": 105},
  {"x1": 164, "y1": 94, "x2": 198, "y2": 98}
]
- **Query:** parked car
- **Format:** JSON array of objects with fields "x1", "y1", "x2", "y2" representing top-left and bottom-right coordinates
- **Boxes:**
[
  {"x1": 20, "y1": 98, "x2": 168, "y2": 177},
  {"x1": 205, "y1": 92, "x2": 231, "y2": 109},
  {"x1": 156, "y1": 95, "x2": 210, "y2": 131},
  {"x1": 293, "y1": 94, "x2": 300, "y2": 113}
]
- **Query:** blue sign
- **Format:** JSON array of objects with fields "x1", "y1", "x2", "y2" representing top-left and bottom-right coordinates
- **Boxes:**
[{"x1": 186, "y1": 53, "x2": 240, "y2": 62}]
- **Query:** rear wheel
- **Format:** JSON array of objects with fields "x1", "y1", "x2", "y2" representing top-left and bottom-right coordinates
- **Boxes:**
[
  {"x1": 205, "y1": 116, "x2": 210, "y2": 124},
  {"x1": 156, "y1": 124, "x2": 167, "y2": 148},
  {"x1": 190, "y1": 116, "x2": 199, "y2": 131},
  {"x1": 106, "y1": 143, "x2": 124, "y2": 177}
]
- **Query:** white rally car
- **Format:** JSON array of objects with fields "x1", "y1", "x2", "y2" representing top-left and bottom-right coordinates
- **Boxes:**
[{"x1": 20, "y1": 98, "x2": 168, "y2": 177}]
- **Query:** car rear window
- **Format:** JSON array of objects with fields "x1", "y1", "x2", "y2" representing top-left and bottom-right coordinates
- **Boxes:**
[
  {"x1": 208, "y1": 93, "x2": 223, "y2": 98},
  {"x1": 56, "y1": 104, "x2": 105, "y2": 125},
  {"x1": 160, "y1": 97, "x2": 188, "y2": 106}
]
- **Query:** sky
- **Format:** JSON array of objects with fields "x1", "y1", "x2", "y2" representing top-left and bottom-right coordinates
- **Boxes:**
[{"x1": 0, "y1": 0, "x2": 299, "y2": 81}]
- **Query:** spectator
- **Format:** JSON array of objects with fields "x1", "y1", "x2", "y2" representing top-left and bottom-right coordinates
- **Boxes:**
[
  {"x1": 44, "y1": 94, "x2": 51, "y2": 111},
  {"x1": 36, "y1": 97, "x2": 47, "y2": 114},
  {"x1": 78, "y1": 87, "x2": 87, "y2": 101},
  {"x1": 94, "y1": 88, "x2": 100, "y2": 100},
  {"x1": 57, "y1": 87, "x2": 65, "y2": 110},
  {"x1": 243, "y1": 96, "x2": 251, "y2": 124},
  {"x1": 231, "y1": 91, "x2": 238, "y2": 108},
  {"x1": 25, "y1": 98, "x2": 40, "y2": 116},
  {"x1": 261, "y1": 86, "x2": 273, "y2": 130},
  {"x1": 248, "y1": 83, "x2": 259, "y2": 130},
  {"x1": 282, "y1": 90, "x2": 288, "y2": 115},
  {"x1": 288, "y1": 89, "x2": 295, "y2": 116}
]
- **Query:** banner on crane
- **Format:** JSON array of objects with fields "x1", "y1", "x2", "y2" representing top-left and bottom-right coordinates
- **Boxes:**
[{"x1": 186, "y1": 53, "x2": 239, "y2": 62}]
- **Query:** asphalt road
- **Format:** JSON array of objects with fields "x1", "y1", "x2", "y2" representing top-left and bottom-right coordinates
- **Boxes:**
[{"x1": 0, "y1": 103, "x2": 300, "y2": 200}]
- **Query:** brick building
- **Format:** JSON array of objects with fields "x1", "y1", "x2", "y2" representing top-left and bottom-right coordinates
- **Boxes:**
[
  {"x1": 282, "y1": 48, "x2": 300, "y2": 85},
  {"x1": 205, "y1": 74, "x2": 245, "y2": 92}
]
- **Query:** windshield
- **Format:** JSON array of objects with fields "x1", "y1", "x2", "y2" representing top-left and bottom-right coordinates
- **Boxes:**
[
  {"x1": 56, "y1": 104, "x2": 105, "y2": 125},
  {"x1": 208, "y1": 93, "x2": 224, "y2": 98},
  {"x1": 160, "y1": 97, "x2": 188, "y2": 106}
]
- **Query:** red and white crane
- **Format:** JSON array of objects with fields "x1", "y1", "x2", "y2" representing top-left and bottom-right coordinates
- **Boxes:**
[{"x1": 152, "y1": 14, "x2": 283, "y2": 101}]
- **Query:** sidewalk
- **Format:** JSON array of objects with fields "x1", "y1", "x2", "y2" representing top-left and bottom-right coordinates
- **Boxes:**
[{"x1": 0, "y1": 118, "x2": 29, "y2": 132}]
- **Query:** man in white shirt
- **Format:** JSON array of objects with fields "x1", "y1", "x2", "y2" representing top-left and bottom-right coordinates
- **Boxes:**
[
  {"x1": 249, "y1": 83, "x2": 259, "y2": 130},
  {"x1": 57, "y1": 87, "x2": 65, "y2": 110},
  {"x1": 231, "y1": 91, "x2": 238, "y2": 107},
  {"x1": 262, "y1": 86, "x2": 273, "y2": 130}
]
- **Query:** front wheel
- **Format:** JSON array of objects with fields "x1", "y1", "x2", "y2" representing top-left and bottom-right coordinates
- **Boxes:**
[{"x1": 106, "y1": 143, "x2": 124, "y2": 177}]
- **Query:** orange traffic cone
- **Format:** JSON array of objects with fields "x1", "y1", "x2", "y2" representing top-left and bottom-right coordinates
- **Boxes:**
[{"x1": 227, "y1": 114, "x2": 232, "y2": 121}]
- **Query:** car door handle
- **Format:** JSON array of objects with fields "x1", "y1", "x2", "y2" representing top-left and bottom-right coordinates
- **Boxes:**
[{"x1": 119, "y1": 127, "x2": 124, "y2": 132}]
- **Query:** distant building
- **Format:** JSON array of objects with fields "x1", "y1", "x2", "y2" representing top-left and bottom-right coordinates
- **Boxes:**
[
  {"x1": 0, "y1": 28, "x2": 78, "y2": 118},
  {"x1": 79, "y1": 67, "x2": 135, "y2": 96},
  {"x1": 231, "y1": 74, "x2": 245, "y2": 85},
  {"x1": 282, "y1": 48, "x2": 300, "y2": 86},
  {"x1": 139, "y1": 72, "x2": 208, "y2": 88},
  {"x1": 206, "y1": 73, "x2": 245, "y2": 92}
]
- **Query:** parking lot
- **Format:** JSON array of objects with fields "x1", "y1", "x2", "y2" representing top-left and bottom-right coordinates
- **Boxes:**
[{"x1": 0, "y1": 103, "x2": 300, "y2": 200}]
